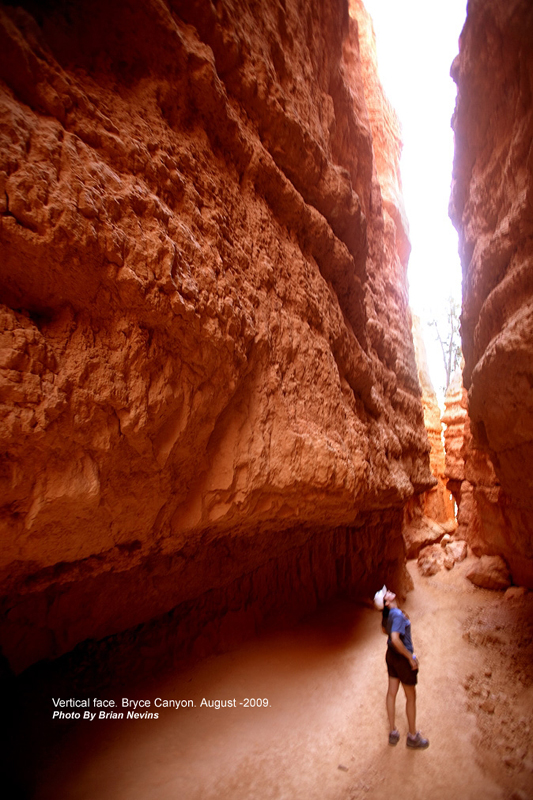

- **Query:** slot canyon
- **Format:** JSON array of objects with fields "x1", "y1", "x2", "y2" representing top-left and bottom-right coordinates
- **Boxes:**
[{"x1": 0, "y1": 0, "x2": 532, "y2": 798}]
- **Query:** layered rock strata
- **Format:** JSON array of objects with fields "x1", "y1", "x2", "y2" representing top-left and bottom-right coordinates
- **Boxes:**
[
  {"x1": 443, "y1": 375, "x2": 509, "y2": 570},
  {"x1": 442, "y1": 375, "x2": 474, "y2": 543},
  {"x1": 409, "y1": 317, "x2": 454, "y2": 522},
  {"x1": 450, "y1": 0, "x2": 533, "y2": 586},
  {"x1": 0, "y1": 0, "x2": 432, "y2": 672},
  {"x1": 402, "y1": 318, "x2": 455, "y2": 559}
]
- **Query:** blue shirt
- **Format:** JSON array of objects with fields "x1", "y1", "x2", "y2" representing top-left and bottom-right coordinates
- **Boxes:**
[{"x1": 386, "y1": 608, "x2": 414, "y2": 653}]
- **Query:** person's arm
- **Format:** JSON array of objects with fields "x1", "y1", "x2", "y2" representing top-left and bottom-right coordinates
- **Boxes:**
[{"x1": 390, "y1": 631, "x2": 418, "y2": 670}]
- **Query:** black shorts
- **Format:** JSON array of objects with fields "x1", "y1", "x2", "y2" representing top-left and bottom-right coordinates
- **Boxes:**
[{"x1": 386, "y1": 646, "x2": 418, "y2": 686}]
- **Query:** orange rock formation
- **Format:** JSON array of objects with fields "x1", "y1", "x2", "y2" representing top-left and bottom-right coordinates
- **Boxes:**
[
  {"x1": 450, "y1": 0, "x2": 533, "y2": 587},
  {"x1": 442, "y1": 376, "x2": 470, "y2": 536},
  {"x1": 0, "y1": 0, "x2": 432, "y2": 672},
  {"x1": 402, "y1": 318, "x2": 456, "y2": 559},
  {"x1": 410, "y1": 316, "x2": 454, "y2": 525},
  {"x1": 443, "y1": 374, "x2": 509, "y2": 569}
]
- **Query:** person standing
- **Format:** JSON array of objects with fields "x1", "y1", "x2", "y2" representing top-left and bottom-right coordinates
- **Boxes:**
[{"x1": 374, "y1": 586, "x2": 429, "y2": 749}]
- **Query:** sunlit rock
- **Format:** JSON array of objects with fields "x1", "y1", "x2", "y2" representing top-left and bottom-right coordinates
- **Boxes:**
[
  {"x1": 450, "y1": 0, "x2": 533, "y2": 587},
  {"x1": 402, "y1": 316, "x2": 456, "y2": 558}
]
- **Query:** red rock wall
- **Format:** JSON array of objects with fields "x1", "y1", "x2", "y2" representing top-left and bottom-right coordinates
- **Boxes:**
[
  {"x1": 442, "y1": 375, "x2": 484, "y2": 550},
  {"x1": 450, "y1": 0, "x2": 533, "y2": 587},
  {"x1": 0, "y1": 0, "x2": 432, "y2": 672},
  {"x1": 442, "y1": 376, "x2": 468, "y2": 530},
  {"x1": 409, "y1": 316, "x2": 455, "y2": 526},
  {"x1": 443, "y1": 376, "x2": 510, "y2": 568}
]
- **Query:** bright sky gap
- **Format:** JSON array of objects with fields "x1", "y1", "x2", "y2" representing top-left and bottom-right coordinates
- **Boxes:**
[{"x1": 363, "y1": 0, "x2": 468, "y2": 400}]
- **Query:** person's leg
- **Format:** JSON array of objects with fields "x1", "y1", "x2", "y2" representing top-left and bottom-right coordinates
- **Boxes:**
[
  {"x1": 403, "y1": 684, "x2": 416, "y2": 735},
  {"x1": 386, "y1": 677, "x2": 400, "y2": 731}
]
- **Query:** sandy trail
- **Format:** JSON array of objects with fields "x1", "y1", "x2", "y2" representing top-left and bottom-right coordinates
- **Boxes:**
[{"x1": 27, "y1": 557, "x2": 532, "y2": 799}]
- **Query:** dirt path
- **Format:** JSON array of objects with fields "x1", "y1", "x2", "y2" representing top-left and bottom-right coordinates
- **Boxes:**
[{"x1": 30, "y1": 556, "x2": 533, "y2": 800}]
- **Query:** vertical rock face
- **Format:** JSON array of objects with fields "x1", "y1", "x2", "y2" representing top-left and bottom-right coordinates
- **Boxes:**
[
  {"x1": 402, "y1": 319, "x2": 455, "y2": 559},
  {"x1": 410, "y1": 317, "x2": 454, "y2": 526},
  {"x1": 0, "y1": 0, "x2": 432, "y2": 672},
  {"x1": 442, "y1": 376, "x2": 468, "y2": 531},
  {"x1": 442, "y1": 375, "x2": 480, "y2": 550},
  {"x1": 450, "y1": 0, "x2": 533, "y2": 586},
  {"x1": 443, "y1": 375, "x2": 508, "y2": 565}
]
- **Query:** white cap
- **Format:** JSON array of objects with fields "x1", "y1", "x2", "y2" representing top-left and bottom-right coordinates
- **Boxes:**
[{"x1": 373, "y1": 585, "x2": 388, "y2": 610}]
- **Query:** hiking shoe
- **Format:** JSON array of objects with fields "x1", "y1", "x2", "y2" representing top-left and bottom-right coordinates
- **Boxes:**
[
  {"x1": 388, "y1": 729, "x2": 400, "y2": 746},
  {"x1": 406, "y1": 732, "x2": 429, "y2": 749}
]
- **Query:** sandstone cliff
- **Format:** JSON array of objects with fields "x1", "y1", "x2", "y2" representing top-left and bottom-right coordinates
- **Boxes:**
[
  {"x1": 401, "y1": 318, "x2": 455, "y2": 558},
  {"x1": 0, "y1": 0, "x2": 432, "y2": 672},
  {"x1": 442, "y1": 375, "x2": 468, "y2": 530},
  {"x1": 443, "y1": 375, "x2": 508, "y2": 566},
  {"x1": 442, "y1": 375, "x2": 480, "y2": 548},
  {"x1": 450, "y1": 0, "x2": 533, "y2": 587},
  {"x1": 410, "y1": 316, "x2": 454, "y2": 526}
]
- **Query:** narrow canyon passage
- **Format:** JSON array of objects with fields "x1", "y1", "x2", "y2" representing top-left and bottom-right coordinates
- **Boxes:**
[
  {"x1": 18, "y1": 558, "x2": 532, "y2": 800},
  {"x1": 1, "y1": 2, "x2": 533, "y2": 798}
]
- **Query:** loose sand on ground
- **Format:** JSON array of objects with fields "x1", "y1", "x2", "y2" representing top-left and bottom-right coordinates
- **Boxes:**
[{"x1": 25, "y1": 556, "x2": 533, "y2": 799}]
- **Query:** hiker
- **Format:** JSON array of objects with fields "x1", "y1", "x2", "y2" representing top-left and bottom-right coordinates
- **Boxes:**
[{"x1": 373, "y1": 586, "x2": 429, "y2": 749}]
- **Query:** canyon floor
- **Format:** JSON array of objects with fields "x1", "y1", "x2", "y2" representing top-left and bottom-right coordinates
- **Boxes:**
[{"x1": 13, "y1": 555, "x2": 533, "y2": 800}]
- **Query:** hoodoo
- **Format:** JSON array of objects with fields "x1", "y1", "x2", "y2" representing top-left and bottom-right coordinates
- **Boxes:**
[
  {"x1": 0, "y1": 0, "x2": 433, "y2": 674},
  {"x1": 450, "y1": 0, "x2": 533, "y2": 587}
]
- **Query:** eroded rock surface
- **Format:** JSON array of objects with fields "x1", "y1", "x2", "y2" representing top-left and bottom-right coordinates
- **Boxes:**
[
  {"x1": 410, "y1": 316, "x2": 455, "y2": 524},
  {"x1": 450, "y1": 0, "x2": 533, "y2": 587},
  {"x1": 417, "y1": 537, "x2": 468, "y2": 577},
  {"x1": 466, "y1": 556, "x2": 512, "y2": 592},
  {"x1": 442, "y1": 375, "x2": 482, "y2": 550},
  {"x1": 0, "y1": 0, "x2": 432, "y2": 672},
  {"x1": 445, "y1": 377, "x2": 507, "y2": 558},
  {"x1": 402, "y1": 317, "x2": 455, "y2": 559}
]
